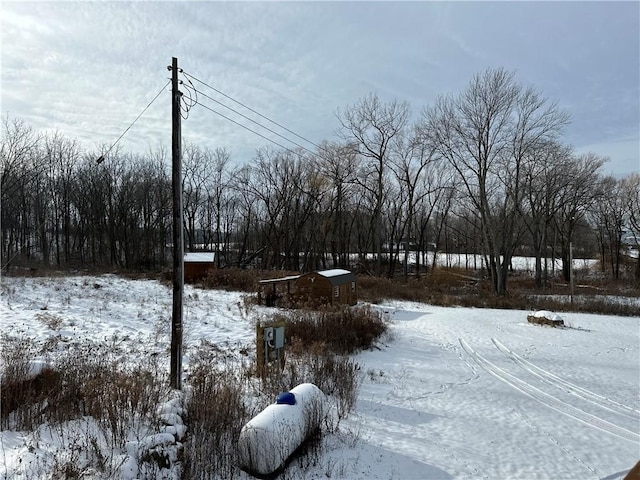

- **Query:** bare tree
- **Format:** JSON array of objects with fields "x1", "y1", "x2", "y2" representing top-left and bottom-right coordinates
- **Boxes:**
[
  {"x1": 520, "y1": 141, "x2": 573, "y2": 288},
  {"x1": 72, "y1": 155, "x2": 109, "y2": 266},
  {"x1": 337, "y1": 92, "x2": 410, "y2": 275},
  {"x1": 554, "y1": 153, "x2": 607, "y2": 282},
  {"x1": 0, "y1": 116, "x2": 41, "y2": 204},
  {"x1": 130, "y1": 149, "x2": 171, "y2": 269},
  {"x1": 182, "y1": 143, "x2": 214, "y2": 251},
  {"x1": 2, "y1": 117, "x2": 173, "y2": 270},
  {"x1": 622, "y1": 173, "x2": 640, "y2": 281},
  {"x1": 245, "y1": 148, "x2": 323, "y2": 270},
  {"x1": 201, "y1": 147, "x2": 235, "y2": 267},
  {"x1": 316, "y1": 141, "x2": 358, "y2": 269},
  {"x1": 1, "y1": 116, "x2": 42, "y2": 267},
  {"x1": 391, "y1": 125, "x2": 440, "y2": 277},
  {"x1": 382, "y1": 180, "x2": 407, "y2": 277},
  {"x1": 592, "y1": 176, "x2": 627, "y2": 279},
  {"x1": 422, "y1": 67, "x2": 569, "y2": 294},
  {"x1": 42, "y1": 131, "x2": 82, "y2": 266},
  {"x1": 233, "y1": 165, "x2": 262, "y2": 268},
  {"x1": 413, "y1": 158, "x2": 456, "y2": 273}
]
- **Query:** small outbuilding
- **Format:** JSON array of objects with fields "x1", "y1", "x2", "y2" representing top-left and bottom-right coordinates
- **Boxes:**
[
  {"x1": 184, "y1": 252, "x2": 215, "y2": 283},
  {"x1": 258, "y1": 269, "x2": 358, "y2": 307},
  {"x1": 296, "y1": 269, "x2": 357, "y2": 306}
]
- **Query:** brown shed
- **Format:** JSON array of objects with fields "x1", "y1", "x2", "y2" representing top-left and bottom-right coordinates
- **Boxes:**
[
  {"x1": 294, "y1": 269, "x2": 357, "y2": 306},
  {"x1": 258, "y1": 269, "x2": 358, "y2": 307},
  {"x1": 184, "y1": 252, "x2": 215, "y2": 283}
]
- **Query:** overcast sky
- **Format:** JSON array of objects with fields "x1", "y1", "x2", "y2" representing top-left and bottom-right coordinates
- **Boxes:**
[{"x1": 1, "y1": 1, "x2": 638, "y2": 177}]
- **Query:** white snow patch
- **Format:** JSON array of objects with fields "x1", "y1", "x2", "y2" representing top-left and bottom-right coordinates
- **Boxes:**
[
  {"x1": 532, "y1": 310, "x2": 564, "y2": 321},
  {"x1": 1, "y1": 275, "x2": 638, "y2": 480}
]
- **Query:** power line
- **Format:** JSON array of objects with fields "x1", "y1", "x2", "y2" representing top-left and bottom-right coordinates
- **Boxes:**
[
  {"x1": 97, "y1": 80, "x2": 171, "y2": 163},
  {"x1": 192, "y1": 87, "x2": 316, "y2": 157},
  {"x1": 182, "y1": 71, "x2": 323, "y2": 152},
  {"x1": 179, "y1": 74, "x2": 198, "y2": 120},
  {"x1": 193, "y1": 99, "x2": 311, "y2": 160}
]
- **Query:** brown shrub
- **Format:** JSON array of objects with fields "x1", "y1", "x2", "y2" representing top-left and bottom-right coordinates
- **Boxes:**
[
  {"x1": 201, "y1": 268, "x2": 300, "y2": 293},
  {"x1": 1, "y1": 335, "x2": 167, "y2": 447},
  {"x1": 357, "y1": 268, "x2": 480, "y2": 304},
  {"x1": 355, "y1": 268, "x2": 639, "y2": 316},
  {"x1": 276, "y1": 305, "x2": 388, "y2": 355},
  {"x1": 1, "y1": 366, "x2": 61, "y2": 429},
  {"x1": 202, "y1": 267, "x2": 260, "y2": 291},
  {"x1": 78, "y1": 364, "x2": 165, "y2": 447},
  {"x1": 182, "y1": 347, "x2": 254, "y2": 480}
]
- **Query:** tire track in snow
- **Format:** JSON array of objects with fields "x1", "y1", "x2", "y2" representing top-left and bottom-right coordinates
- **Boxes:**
[
  {"x1": 491, "y1": 338, "x2": 640, "y2": 419},
  {"x1": 452, "y1": 340, "x2": 599, "y2": 479},
  {"x1": 459, "y1": 338, "x2": 639, "y2": 444},
  {"x1": 490, "y1": 389, "x2": 601, "y2": 479}
]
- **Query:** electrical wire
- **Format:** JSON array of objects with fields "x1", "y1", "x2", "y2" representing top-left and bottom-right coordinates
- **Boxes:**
[
  {"x1": 182, "y1": 71, "x2": 323, "y2": 152},
  {"x1": 179, "y1": 72, "x2": 198, "y2": 120},
  {"x1": 98, "y1": 79, "x2": 171, "y2": 163},
  {"x1": 192, "y1": 87, "x2": 316, "y2": 157},
  {"x1": 193, "y1": 99, "x2": 310, "y2": 160}
]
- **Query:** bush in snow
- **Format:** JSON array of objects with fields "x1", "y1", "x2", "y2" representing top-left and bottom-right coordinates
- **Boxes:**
[
  {"x1": 181, "y1": 344, "x2": 253, "y2": 479},
  {"x1": 274, "y1": 304, "x2": 389, "y2": 356},
  {"x1": 0, "y1": 335, "x2": 172, "y2": 479},
  {"x1": 1, "y1": 335, "x2": 39, "y2": 430}
]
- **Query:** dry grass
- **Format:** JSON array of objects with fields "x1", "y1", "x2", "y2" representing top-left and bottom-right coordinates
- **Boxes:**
[
  {"x1": 0, "y1": 335, "x2": 170, "y2": 478},
  {"x1": 181, "y1": 302, "x2": 383, "y2": 479},
  {"x1": 357, "y1": 268, "x2": 479, "y2": 305},
  {"x1": 356, "y1": 267, "x2": 640, "y2": 316},
  {"x1": 201, "y1": 267, "x2": 299, "y2": 292},
  {"x1": 277, "y1": 305, "x2": 389, "y2": 356},
  {"x1": 182, "y1": 350, "x2": 252, "y2": 480},
  {"x1": 201, "y1": 267, "x2": 262, "y2": 291}
]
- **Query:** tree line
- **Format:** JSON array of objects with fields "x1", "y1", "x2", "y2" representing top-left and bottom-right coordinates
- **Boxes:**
[{"x1": 2, "y1": 67, "x2": 639, "y2": 294}]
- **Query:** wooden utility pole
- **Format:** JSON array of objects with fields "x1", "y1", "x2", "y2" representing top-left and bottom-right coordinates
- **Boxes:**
[{"x1": 169, "y1": 56, "x2": 183, "y2": 389}]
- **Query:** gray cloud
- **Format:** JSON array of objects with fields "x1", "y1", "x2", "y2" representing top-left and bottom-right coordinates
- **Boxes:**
[{"x1": 1, "y1": 1, "x2": 638, "y2": 174}]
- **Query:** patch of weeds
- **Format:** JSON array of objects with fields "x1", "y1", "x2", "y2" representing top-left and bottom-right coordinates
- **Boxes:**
[
  {"x1": 182, "y1": 348, "x2": 251, "y2": 480},
  {"x1": 279, "y1": 305, "x2": 389, "y2": 355},
  {"x1": 35, "y1": 312, "x2": 63, "y2": 330}
]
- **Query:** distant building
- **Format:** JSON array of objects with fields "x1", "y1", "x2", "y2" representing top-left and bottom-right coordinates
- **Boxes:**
[
  {"x1": 184, "y1": 252, "x2": 215, "y2": 283},
  {"x1": 258, "y1": 269, "x2": 357, "y2": 307}
]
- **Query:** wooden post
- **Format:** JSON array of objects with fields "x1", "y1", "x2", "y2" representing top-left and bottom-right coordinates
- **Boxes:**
[
  {"x1": 170, "y1": 56, "x2": 183, "y2": 390},
  {"x1": 569, "y1": 241, "x2": 574, "y2": 305},
  {"x1": 256, "y1": 323, "x2": 265, "y2": 378}
]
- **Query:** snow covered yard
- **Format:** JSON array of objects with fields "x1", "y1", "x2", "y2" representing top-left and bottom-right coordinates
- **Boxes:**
[
  {"x1": 1, "y1": 274, "x2": 638, "y2": 479},
  {"x1": 341, "y1": 304, "x2": 639, "y2": 479}
]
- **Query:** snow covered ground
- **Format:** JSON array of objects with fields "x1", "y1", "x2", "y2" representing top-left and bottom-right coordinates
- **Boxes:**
[{"x1": 1, "y1": 274, "x2": 638, "y2": 479}]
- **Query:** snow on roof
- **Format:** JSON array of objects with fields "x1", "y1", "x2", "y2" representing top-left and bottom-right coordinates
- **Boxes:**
[
  {"x1": 184, "y1": 252, "x2": 215, "y2": 263},
  {"x1": 317, "y1": 269, "x2": 352, "y2": 278},
  {"x1": 258, "y1": 275, "x2": 301, "y2": 284}
]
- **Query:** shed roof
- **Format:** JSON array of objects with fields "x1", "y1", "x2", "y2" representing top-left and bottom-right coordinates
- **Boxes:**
[
  {"x1": 258, "y1": 275, "x2": 301, "y2": 285},
  {"x1": 317, "y1": 269, "x2": 351, "y2": 278},
  {"x1": 184, "y1": 252, "x2": 215, "y2": 263},
  {"x1": 308, "y1": 269, "x2": 356, "y2": 286}
]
